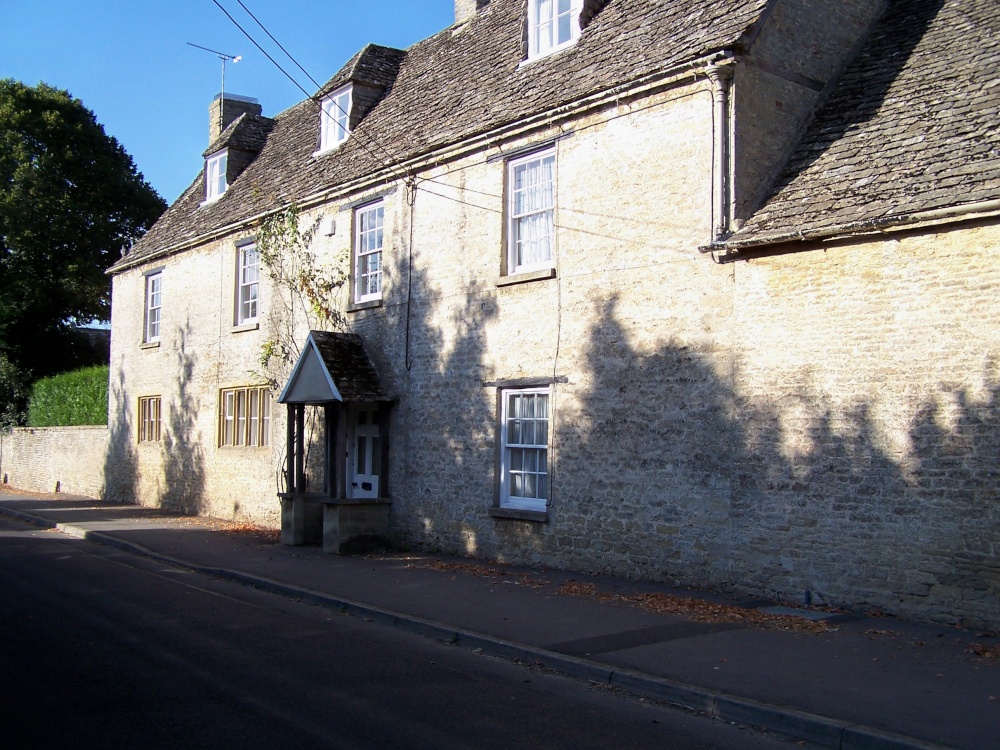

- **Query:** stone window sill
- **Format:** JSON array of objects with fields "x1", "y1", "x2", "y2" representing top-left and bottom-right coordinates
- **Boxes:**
[
  {"x1": 140, "y1": 341, "x2": 160, "y2": 350},
  {"x1": 348, "y1": 298, "x2": 383, "y2": 313},
  {"x1": 496, "y1": 268, "x2": 556, "y2": 287},
  {"x1": 231, "y1": 322, "x2": 260, "y2": 334},
  {"x1": 488, "y1": 506, "x2": 548, "y2": 523}
]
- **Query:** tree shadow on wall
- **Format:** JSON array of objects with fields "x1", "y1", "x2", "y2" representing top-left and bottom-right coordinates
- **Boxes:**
[
  {"x1": 562, "y1": 296, "x2": 999, "y2": 621},
  {"x1": 160, "y1": 321, "x2": 205, "y2": 514},
  {"x1": 374, "y1": 247, "x2": 498, "y2": 555},
  {"x1": 552, "y1": 294, "x2": 750, "y2": 583},
  {"x1": 102, "y1": 363, "x2": 138, "y2": 504}
]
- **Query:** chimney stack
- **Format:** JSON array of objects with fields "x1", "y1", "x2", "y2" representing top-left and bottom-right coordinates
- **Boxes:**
[
  {"x1": 209, "y1": 93, "x2": 261, "y2": 146},
  {"x1": 454, "y1": 0, "x2": 489, "y2": 25}
]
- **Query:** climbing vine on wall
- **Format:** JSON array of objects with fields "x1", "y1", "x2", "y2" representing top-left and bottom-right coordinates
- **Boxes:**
[{"x1": 253, "y1": 203, "x2": 348, "y2": 387}]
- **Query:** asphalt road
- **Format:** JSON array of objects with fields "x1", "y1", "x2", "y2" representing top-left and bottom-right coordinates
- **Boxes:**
[{"x1": 0, "y1": 518, "x2": 797, "y2": 749}]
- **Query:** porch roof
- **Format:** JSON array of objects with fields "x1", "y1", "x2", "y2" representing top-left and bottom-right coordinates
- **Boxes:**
[{"x1": 277, "y1": 330, "x2": 389, "y2": 405}]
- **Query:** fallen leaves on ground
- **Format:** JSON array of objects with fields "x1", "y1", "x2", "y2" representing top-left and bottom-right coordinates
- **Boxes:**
[
  {"x1": 969, "y1": 642, "x2": 1000, "y2": 659},
  {"x1": 556, "y1": 581, "x2": 833, "y2": 633},
  {"x1": 0, "y1": 484, "x2": 55, "y2": 498},
  {"x1": 412, "y1": 560, "x2": 549, "y2": 588},
  {"x1": 411, "y1": 560, "x2": 832, "y2": 633}
]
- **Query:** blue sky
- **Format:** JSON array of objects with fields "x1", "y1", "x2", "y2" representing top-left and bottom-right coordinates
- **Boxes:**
[{"x1": 2, "y1": 0, "x2": 455, "y2": 203}]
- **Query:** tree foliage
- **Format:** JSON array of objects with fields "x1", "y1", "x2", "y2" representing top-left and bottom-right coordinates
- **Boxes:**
[
  {"x1": 0, "y1": 352, "x2": 28, "y2": 431},
  {"x1": 254, "y1": 203, "x2": 348, "y2": 387},
  {"x1": 0, "y1": 79, "x2": 166, "y2": 385}
]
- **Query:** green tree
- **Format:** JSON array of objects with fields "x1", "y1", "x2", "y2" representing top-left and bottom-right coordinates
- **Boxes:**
[{"x1": 0, "y1": 80, "x2": 166, "y2": 399}]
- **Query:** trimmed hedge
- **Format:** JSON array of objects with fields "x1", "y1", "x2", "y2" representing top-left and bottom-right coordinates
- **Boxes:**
[{"x1": 28, "y1": 365, "x2": 109, "y2": 427}]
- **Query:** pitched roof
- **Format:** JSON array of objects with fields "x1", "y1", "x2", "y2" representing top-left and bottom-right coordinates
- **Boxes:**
[
  {"x1": 318, "y1": 44, "x2": 407, "y2": 98},
  {"x1": 113, "y1": 0, "x2": 769, "y2": 273},
  {"x1": 726, "y1": 0, "x2": 1000, "y2": 249},
  {"x1": 203, "y1": 112, "x2": 275, "y2": 158},
  {"x1": 278, "y1": 331, "x2": 389, "y2": 404}
]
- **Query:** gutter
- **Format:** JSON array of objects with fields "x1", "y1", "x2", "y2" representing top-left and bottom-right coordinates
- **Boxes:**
[
  {"x1": 111, "y1": 50, "x2": 733, "y2": 275},
  {"x1": 700, "y1": 199, "x2": 1000, "y2": 255}
]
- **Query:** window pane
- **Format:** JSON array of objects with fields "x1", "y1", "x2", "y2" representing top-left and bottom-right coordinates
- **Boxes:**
[
  {"x1": 249, "y1": 393, "x2": 259, "y2": 446},
  {"x1": 357, "y1": 436, "x2": 367, "y2": 475},
  {"x1": 372, "y1": 436, "x2": 381, "y2": 477},
  {"x1": 261, "y1": 391, "x2": 271, "y2": 446},
  {"x1": 235, "y1": 391, "x2": 246, "y2": 445},
  {"x1": 557, "y1": 13, "x2": 572, "y2": 44},
  {"x1": 512, "y1": 473, "x2": 524, "y2": 497},
  {"x1": 524, "y1": 473, "x2": 536, "y2": 498},
  {"x1": 224, "y1": 392, "x2": 235, "y2": 446},
  {"x1": 510, "y1": 448, "x2": 523, "y2": 471}
]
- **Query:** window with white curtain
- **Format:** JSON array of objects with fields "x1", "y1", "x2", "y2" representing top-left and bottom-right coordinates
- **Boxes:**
[
  {"x1": 528, "y1": 0, "x2": 583, "y2": 60},
  {"x1": 144, "y1": 271, "x2": 162, "y2": 344},
  {"x1": 319, "y1": 86, "x2": 352, "y2": 152},
  {"x1": 205, "y1": 149, "x2": 228, "y2": 202},
  {"x1": 499, "y1": 387, "x2": 550, "y2": 511},
  {"x1": 236, "y1": 243, "x2": 259, "y2": 325},
  {"x1": 507, "y1": 148, "x2": 556, "y2": 275},
  {"x1": 354, "y1": 200, "x2": 384, "y2": 302}
]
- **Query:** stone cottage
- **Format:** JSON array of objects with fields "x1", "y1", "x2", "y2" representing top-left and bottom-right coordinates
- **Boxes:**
[{"x1": 105, "y1": 0, "x2": 1000, "y2": 628}]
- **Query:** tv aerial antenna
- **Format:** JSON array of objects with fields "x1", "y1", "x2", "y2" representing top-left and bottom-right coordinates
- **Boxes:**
[{"x1": 187, "y1": 42, "x2": 242, "y2": 130}]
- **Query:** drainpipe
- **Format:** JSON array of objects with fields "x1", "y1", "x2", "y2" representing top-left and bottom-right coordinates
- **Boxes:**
[{"x1": 707, "y1": 61, "x2": 735, "y2": 241}]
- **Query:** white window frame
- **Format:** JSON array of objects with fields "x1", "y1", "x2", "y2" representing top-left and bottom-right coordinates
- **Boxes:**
[
  {"x1": 499, "y1": 387, "x2": 550, "y2": 512},
  {"x1": 507, "y1": 148, "x2": 556, "y2": 275},
  {"x1": 219, "y1": 386, "x2": 271, "y2": 448},
  {"x1": 354, "y1": 200, "x2": 384, "y2": 303},
  {"x1": 527, "y1": 0, "x2": 583, "y2": 60},
  {"x1": 236, "y1": 243, "x2": 260, "y2": 325},
  {"x1": 138, "y1": 396, "x2": 161, "y2": 443},
  {"x1": 144, "y1": 271, "x2": 162, "y2": 344},
  {"x1": 205, "y1": 149, "x2": 228, "y2": 202},
  {"x1": 319, "y1": 85, "x2": 352, "y2": 152}
]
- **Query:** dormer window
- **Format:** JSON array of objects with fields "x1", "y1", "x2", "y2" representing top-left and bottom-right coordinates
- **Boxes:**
[
  {"x1": 319, "y1": 85, "x2": 352, "y2": 152},
  {"x1": 528, "y1": 0, "x2": 583, "y2": 60},
  {"x1": 205, "y1": 149, "x2": 228, "y2": 202}
]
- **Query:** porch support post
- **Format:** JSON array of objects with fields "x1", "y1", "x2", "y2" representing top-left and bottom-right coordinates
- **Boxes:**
[
  {"x1": 324, "y1": 402, "x2": 341, "y2": 499},
  {"x1": 294, "y1": 404, "x2": 306, "y2": 493},
  {"x1": 377, "y1": 402, "x2": 391, "y2": 498},
  {"x1": 285, "y1": 403, "x2": 296, "y2": 494}
]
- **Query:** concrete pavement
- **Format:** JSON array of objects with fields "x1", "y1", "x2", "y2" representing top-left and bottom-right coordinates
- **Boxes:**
[{"x1": 1, "y1": 490, "x2": 996, "y2": 750}]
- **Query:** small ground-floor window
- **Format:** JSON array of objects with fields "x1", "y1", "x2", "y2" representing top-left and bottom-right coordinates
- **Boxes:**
[
  {"x1": 138, "y1": 395, "x2": 161, "y2": 442},
  {"x1": 219, "y1": 386, "x2": 271, "y2": 447},
  {"x1": 499, "y1": 386, "x2": 550, "y2": 511}
]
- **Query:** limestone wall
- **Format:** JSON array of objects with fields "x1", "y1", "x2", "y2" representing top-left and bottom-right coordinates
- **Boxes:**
[
  {"x1": 729, "y1": 224, "x2": 1000, "y2": 627},
  {"x1": 0, "y1": 426, "x2": 108, "y2": 498}
]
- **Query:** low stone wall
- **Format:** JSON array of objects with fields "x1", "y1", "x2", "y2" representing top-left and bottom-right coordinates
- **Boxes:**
[{"x1": 0, "y1": 426, "x2": 109, "y2": 499}]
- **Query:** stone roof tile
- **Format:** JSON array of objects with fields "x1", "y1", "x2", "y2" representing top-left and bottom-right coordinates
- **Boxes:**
[
  {"x1": 730, "y1": 0, "x2": 1000, "y2": 247},
  {"x1": 203, "y1": 112, "x2": 275, "y2": 157},
  {"x1": 114, "y1": 0, "x2": 769, "y2": 272}
]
